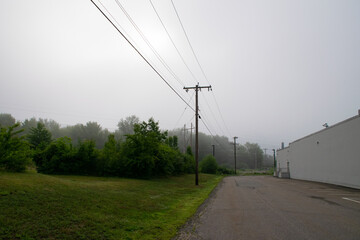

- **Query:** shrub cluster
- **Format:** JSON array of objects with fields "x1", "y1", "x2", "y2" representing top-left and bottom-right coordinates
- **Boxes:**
[
  {"x1": 0, "y1": 123, "x2": 31, "y2": 172},
  {"x1": 1, "y1": 119, "x2": 195, "y2": 178}
]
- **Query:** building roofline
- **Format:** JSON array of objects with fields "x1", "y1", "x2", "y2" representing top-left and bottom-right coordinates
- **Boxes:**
[{"x1": 290, "y1": 114, "x2": 360, "y2": 145}]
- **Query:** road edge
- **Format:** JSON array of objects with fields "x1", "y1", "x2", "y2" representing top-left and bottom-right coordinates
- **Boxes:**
[{"x1": 172, "y1": 176, "x2": 227, "y2": 240}]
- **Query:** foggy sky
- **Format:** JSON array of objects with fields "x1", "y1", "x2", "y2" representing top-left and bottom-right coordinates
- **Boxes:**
[{"x1": 1, "y1": 0, "x2": 359, "y2": 150}]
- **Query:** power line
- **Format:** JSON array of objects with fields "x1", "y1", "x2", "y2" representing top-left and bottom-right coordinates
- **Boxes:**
[
  {"x1": 171, "y1": 0, "x2": 210, "y2": 85},
  {"x1": 149, "y1": 0, "x2": 198, "y2": 84},
  {"x1": 150, "y1": 0, "x2": 231, "y2": 139},
  {"x1": 114, "y1": 0, "x2": 186, "y2": 88},
  {"x1": 90, "y1": 0, "x2": 194, "y2": 112},
  {"x1": 173, "y1": 91, "x2": 195, "y2": 128},
  {"x1": 200, "y1": 116, "x2": 232, "y2": 157},
  {"x1": 171, "y1": 0, "x2": 233, "y2": 139},
  {"x1": 97, "y1": 0, "x2": 234, "y2": 151},
  {"x1": 199, "y1": 91, "x2": 228, "y2": 138},
  {"x1": 211, "y1": 91, "x2": 233, "y2": 138}
]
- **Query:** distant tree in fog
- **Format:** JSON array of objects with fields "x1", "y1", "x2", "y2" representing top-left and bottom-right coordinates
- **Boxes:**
[
  {"x1": 0, "y1": 113, "x2": 16, "y2": 127},
  {"x1": 27, "y1": 122, "x2": 52, "y2": 149},
  {"x1": 116, "y1": 115, "x2": 140, "y2": 137},
  {"x1": 40, "y1": 119, "x2": 61, "y2": 139},
  {"x1": 244, "y1": 142, "x2": 263, "y2": 169},
  {"x1": 62, "y1": 122, "x2": 109, "y2": 149},
  {"x1": 20, "y1": 117, "x2": 38, "y2": 136}
]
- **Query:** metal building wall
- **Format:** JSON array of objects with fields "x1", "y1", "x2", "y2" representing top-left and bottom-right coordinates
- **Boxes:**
[{"x1": 277, "y1": 114, "x2": 360, "y2": 189}]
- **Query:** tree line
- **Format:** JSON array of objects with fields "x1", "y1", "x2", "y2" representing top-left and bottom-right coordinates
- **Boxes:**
[{"x1": 0, "y1": 113, "x2": 272, "y2": 177}]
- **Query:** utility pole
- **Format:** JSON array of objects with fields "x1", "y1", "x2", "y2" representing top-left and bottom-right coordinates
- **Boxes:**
[
  {"x1": 184, "y1": 123, "x2": 194, "y2": 151},
  {"x1": 184, "y1": 84, "x2": 212, "y2": 185},
  {"x1": 234, "y1": 137, "x2": 238, "y2": 174},
  {"x1": 272, "y1": 149, "x2": 277, "y2": 176},
  {"x1": 212, "y1": 144, "x2": 215, "y2": 157}
]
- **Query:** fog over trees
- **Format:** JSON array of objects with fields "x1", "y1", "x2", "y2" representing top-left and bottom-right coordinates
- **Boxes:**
[{"x1": 1, "y1": 113, "x2": 273, "y2": 173}]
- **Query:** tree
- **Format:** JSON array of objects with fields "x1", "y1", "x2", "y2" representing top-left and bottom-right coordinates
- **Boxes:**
[
  {"x1": 27, "y1": 122, "x2": 52, "y2": 149},
  {"x1": 61, "y1": 122, "x2": 109, "y2": 149},
  {"x1": 20, "y1": 117, "x2": 38, "y2": 136},
  {"x1": 75, "y1": 140, "x2": 98, "y2": 175},
  {"x1": 165, "y1": 135, "x2": 179, "y2": 150},
  {"x1": 80, "y1": 121, "x2": 107, "y2": 149},
  {"x1": 99, "y1": 134, "x2": 122, "y2": 176},
  {"x1": 184, "y1": 146, "x2": 195, "y2": 173},
  {"x1": 116, "y1": 115, "x2": 140, "y2": 139},
  {"x1": 200, "y1": 155, "x2": 218, "y2": 174},
  {"x1": 0, "y1": 123, "x2": 31, "y2": 172},
  {"x1": 244, "y1": 142, "x2": 264, "y2": 169},
  {"x1": 40, "y1": 118, "x2": 61, "y2": 139},
  {"x1": 38, "y1": 137, "x2": 75, "y2": 174},
  {"x1": 0, "y1": 113, "x2": 16, "y2": 127},
  {"x1": 121, "y1": 118, "x2": 167, "y2": 178},
  {"x1": 237, "y1": 144, "x2": 250, "y2": 169},
  {"x1": 168, "y1": 128, "x2": 233, "y2": 168}
]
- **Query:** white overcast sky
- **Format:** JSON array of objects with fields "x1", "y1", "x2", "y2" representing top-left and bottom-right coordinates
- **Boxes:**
[{"x1": 1, "y1": 0, "x2": 359, "y2": 149}]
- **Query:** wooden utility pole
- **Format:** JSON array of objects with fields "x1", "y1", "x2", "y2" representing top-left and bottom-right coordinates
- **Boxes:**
[
  {"x1": 234, "y1": 136, "x2": 238, "y2": 174},
  {"x1": 272, "y1": 149, "x2": 277, "y2": 175},
  {"x1": 212, "y1": 144, "x2": 215, "y2": 157},
  {"x1": 184, "y1": 84, "x2": 212, "y2": 185}
]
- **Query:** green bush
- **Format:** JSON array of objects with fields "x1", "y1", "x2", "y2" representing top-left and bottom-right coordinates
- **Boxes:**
[
  {"x1": 200, "y1": 155, "x2": 218, "y2": 174},
  {"x1": 75, "y1": 140, "x2": 98, "y2": 175},
  {"x1": 26, "y1": 117, "x2": 197, "y2": 179},
  {"x1": 216, "y1": 165, "x2": 234, "y2": 175},
  {"x1": 38, "y1": 138, "x2": 99, "y2": 175},
  {"x1": 121, "y1": 118, "x2": 166, "y2": 178},
  {"x1": 0, "y1": 124, "x2": 31, "y2": 172},
  {"x1": 38, "y1": 137, "x2": 75, "y2": 174},
  {"x1": 98, "y1": 134, "x2": 122, "y2": 176},
  {"x1": 183, "y1": 146, "x2": 195, "y2": 173}
]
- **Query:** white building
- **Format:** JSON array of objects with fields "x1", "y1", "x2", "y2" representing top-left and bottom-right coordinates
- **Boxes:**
[{"x1": 276, "y1": 111, "x2": 360, "y2": 189}]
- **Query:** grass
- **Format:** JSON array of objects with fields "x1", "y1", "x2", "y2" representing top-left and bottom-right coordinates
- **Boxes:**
[
  {"x1": 0, "y1": 171, "x2": 222, "y2": 240},
  {"x1": 237, "y1": 168, "x2": 274, "y2": 176}
]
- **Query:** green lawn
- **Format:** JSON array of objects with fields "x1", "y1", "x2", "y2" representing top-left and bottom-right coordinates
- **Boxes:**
[{"x1": 0, "y1": 172, "x2": 222, "y2": 240}]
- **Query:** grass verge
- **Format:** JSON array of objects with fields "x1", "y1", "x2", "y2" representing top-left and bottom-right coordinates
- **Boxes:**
[{"x1": 0, "y1": 172, "x2": 222, "y2": 240}]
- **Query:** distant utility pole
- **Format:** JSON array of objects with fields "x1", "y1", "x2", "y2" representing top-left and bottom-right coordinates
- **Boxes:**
[
  {"x1": 234, "y1": 137, "x2": 238, "y2": 174},
  {"x1": 183, "y1": 123, "x2": 194, "y2": 152},
  {"x1": 272, "y1": 149, "x2": 277, "y2": 175},
  {"x1": 212, "y1": 144, "x2": 215, "y2": 157},
  {"x1": 184, "y1": 84, "x2": 212, "y2": 185}
]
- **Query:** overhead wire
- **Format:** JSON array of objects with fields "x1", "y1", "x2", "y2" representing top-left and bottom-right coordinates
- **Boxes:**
[
  {"x1": 170, "y1": 0, "x2": 233, "y2": 139},
  {"x1": 94, "y1": 1, "x2": 236, "y2": 154},
  {"x1": 149, "y1": 0, "x2": 198, "y2": 84},
  {"x1": 199, "y1": 91, "x2": 228, "y2": 138},
  {"x1": 150, "y1": 0, "x2": 231, "y2": 140},
  {"x1": 171, "y1": 0, "x2": 209, "y2": 85},
  {"x1": 199, "y1": 116, "x2": 232, "y2": 157},
  {"x1": 114, "y1": 0, "x2": 187, "y2": 89},
  {"x1": 90, "y1": 0, "x2": 195, "y2": 112},
  {"x1": 173, "y1": 91, "x2": 195, "y2": 128}
]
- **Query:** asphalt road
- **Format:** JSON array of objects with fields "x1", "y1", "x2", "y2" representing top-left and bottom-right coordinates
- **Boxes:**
[{"x1": 175, "y1": 176, "x2": 360, "y2": 240}]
